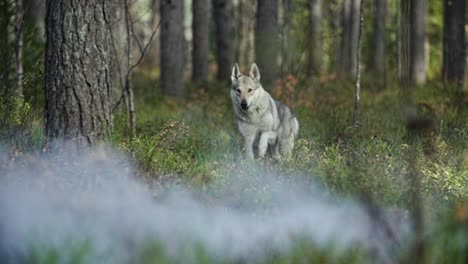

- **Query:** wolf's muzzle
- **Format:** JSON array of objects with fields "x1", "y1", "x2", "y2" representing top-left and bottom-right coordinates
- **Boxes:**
[{"x1": 240, "y1": 100, "x2": 248, "y2": 110}]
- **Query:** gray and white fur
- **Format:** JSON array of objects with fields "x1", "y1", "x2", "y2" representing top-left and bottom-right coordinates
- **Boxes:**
[{"x1": 230, "y1": 63, "x2": 299, "y2": 159}]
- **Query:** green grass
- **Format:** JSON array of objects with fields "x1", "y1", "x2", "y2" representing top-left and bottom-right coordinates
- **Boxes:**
[{"x1": 1, "y1": 71, "x2": 467, "y2": 263}]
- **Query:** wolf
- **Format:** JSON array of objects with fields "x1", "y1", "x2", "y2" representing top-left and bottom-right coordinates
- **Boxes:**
[{"x1": 230, "y1": 63, "x2": 299, "y2": 159}]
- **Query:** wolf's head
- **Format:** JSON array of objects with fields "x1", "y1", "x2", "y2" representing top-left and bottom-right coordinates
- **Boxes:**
[{"x1": 230, "y1": 63, "x2": 262, "y2": 111}]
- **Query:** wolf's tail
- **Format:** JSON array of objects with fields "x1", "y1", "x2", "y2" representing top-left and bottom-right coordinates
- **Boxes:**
[{"x1": 292, "y1": 117, "x2": 299, "y2": 138}]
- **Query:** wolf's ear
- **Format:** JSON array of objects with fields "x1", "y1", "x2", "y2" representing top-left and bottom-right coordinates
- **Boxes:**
[
  {"x1": 249, "y1": 63, "x2": 260, "y2": 82},
  {"x1": 231, "y1": 63, "x2": 241, "y2": 82}
]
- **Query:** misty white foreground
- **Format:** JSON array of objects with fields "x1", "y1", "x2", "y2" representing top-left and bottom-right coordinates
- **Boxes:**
[{"x1": 0, "y1": 147, "x2": 408, "y2": 262}]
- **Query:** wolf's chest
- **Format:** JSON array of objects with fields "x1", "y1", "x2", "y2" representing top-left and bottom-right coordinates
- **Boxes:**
[{"x1": 243, "y1": 109, "x2": 274, "y2": 132}]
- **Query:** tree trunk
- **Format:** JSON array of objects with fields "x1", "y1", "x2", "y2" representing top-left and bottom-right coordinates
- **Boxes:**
[
  {"x1": 410, "y1": 0, "x2": 426, "y2": 85},
  {"x1": 0, "y1": 0, "x2": 12, "y2": 95},
  {"x1": 371, "y1": 0, "x2": 386, "y2": 85},
  {"x1": 146, "y1": 0, "x2": 161, "y2": 68},
  {"x1": 339, "y1": 0, "x2": 351, "y2": 76},
  {"x1": 349, "y1": 0, "x2": 361, "y2": 74},
  {"x1": 160, "y1": 0, "x2": 184, "y2": 96},
  {"x1": 442, "y1": 0, "x2": 466, "y2": 86},
  {"x1": 45, "y1": 0, "x2": 112, "y2": 147},
  {"x1": 399, "y1": 0, "x2": 410, "y2": 88},
  {"x1": 192, "y1": 0, "x2": 210, "y2": 81},
  {"x1": 213, "y1": 0, "x2": 233, "y2": 82},
  {"x1": 353, "y1": 0, "x2": 364, "y2": 128},
  {"x1": 255, "y1": 0, "x2": 279, "y2": 85},
  {"x1": 308, "y1": 0, "x2": 323, "y2": 75},
  {"x1": 14, "y1": 0, "x2": 24, "y2": 98}
]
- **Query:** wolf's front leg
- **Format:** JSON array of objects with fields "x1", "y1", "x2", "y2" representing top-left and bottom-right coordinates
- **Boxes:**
[
  {"x1": 258, "y1": 131, "x2": 277, "y2": 158},
  {"x1": 244, "y1": 135, "x2": 256, "y2": 159}
]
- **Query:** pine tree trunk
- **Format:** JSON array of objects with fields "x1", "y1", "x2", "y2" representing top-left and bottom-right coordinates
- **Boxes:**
[
  {"x1": 371, "y1": 0, "x2": 386, "y2": 85},
  {"x1": 45, "y1": 0, "x2": 112, "y2": 147},
  {"x1": 308, "y1": 0, "x2": 323, "y2": 75},
  {"x1": 192, "y1": 0, "x2": 210, "y2": 81},
  {"x1": 442, "y1": 0, "x2": 466, "y2": 86},
  {"x1": 255, "y1": 0, "x2": 279, "y2": 85},
  {"x1": 213, "y1": 0, "x2": 233, "y2": 82},
  {"x1": 160, "y1": 0, "x2": 184, "y2": 96},
  {"x1": 410, "y1": 0, "x2": 426, "y2": 85}
]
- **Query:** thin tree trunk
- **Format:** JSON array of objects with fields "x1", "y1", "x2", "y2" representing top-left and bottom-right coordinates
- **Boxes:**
[
  {"x1": 353, "y1": 0, "x2": 364, "y2": 128},
  {"x1": 45, "y1": 0, "x2": 112, "y2": 147},
  {"x1": 399, "y1": 0, "x2": 410, "y2": 88},
  {"x1": 442, "y1": 0, "x2": 466, "y2": 86},
  {"x1": 349, "y1": 0, "x2": 361, "y2": 74},
  {"x1": 213, "y1": 0, "x2": 233, "y2": 82},
  {"x1": 371, "y1": 0, "x2": 386, "y2": 86},
  {"x1": 255, "y1": 0, "x2": 279, "y2": 85},
  {"x1": 124, "y1": 0, "x2": 135, "y2": 137},
  {"x1": 14, "y1": 0, "x2": 23, "y2": 98},
  {"x1": 410, "y1": 0, "x2": 426, "y2": 85},
  {"x1": 160, "y1": 0, "x2": 184, "y2": 96},
  {"x1": 192, "y1": 0, "x2": 210, "y2": 81},
  {"x1": 308, "y1": 0, "x2": 323, "y2": 75}
]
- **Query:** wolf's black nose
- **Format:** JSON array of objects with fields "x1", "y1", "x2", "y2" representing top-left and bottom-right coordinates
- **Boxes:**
[{"x1": 241, "y1": 100, "x2": 248, "y2": 110}]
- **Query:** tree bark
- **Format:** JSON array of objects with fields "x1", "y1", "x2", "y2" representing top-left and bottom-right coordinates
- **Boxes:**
[
  {"x1": 192, "y1": 0, "x2": 210, "y2": 81},
  {"x1": 213, "y1": 0, "x2": 233, "y2": 82},
  {"x1": 442, "y1": 0, "x2": 466, "y2": 86},
  {"x1": 255, "y1": 0, "x2": 279, "y2": 85},
  {"x1": 410, "y1": 0, "x2": 426, "y2": 85},
  {"x1": 45, "y1": 0, "x2": 112, "y2": 147},
  {"x1": 160, "y1": 0, "x2": 184, "y2": 96},
  {"x1": 14, "y1": 0, "x2": 24, "y2": 98},
  {"x1": 308, "y1": 0, "x2": 323, "y2": 75},
  {"x1": 371, "y1": 0, "x2": 386, "y2": 85}
]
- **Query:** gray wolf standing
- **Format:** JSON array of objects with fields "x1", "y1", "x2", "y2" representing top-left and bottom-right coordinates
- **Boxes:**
[{"x1": 230, "y1": 63, "x2": 299, "y2": 159}]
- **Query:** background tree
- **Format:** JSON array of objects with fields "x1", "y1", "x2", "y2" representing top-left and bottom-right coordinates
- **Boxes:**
[
  {"x1": 370, "y1": 0, "x2": 386, "y2": 86},
  {"x1": 339, "y1": 0, "x2": 361, "y2": 77},
  {"x1": 409, "y1": 0, "x2": 426, "y2": 85},
  {"x1": 44, "y1": 0, "x2": 112, "y2": 147},
  {"x1": 160, "y1": 0, "x2": 184, "y2": 96},
  {"x1": 255, "y1": 0, "x2": 279, "y2": 85},
  {"x1": 192, "y1": 0, "x2": 210, "y2": 81},
  {"x1": 307, "y1": 0, "x2": 323, "y2": 75},
  {"x1": 213, "y1": 0, "x2": 233, "y2": 82},
  {"x1": 442, "y1": 0, "x2": 466, "y2": 86}
]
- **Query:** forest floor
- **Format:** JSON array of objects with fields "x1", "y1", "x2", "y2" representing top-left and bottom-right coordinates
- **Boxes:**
[{"x1": 1, "y1": 72, "x2": 467, "y2": 263}]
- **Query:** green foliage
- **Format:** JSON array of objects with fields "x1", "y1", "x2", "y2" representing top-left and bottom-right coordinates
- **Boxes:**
[{"x1": 0, "y1": 96, "x2": 43, "y2": 152}]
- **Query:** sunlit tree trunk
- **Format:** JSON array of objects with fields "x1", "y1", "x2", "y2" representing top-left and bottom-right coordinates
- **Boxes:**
[
  {"x1": 45, "y1": 0, "x2": 112, "y2": 147},
  {"x1": 255, "y1": 0, "x2": 279, "y2": 85},
  {"x1": 192, "y1": 0, "x2": 210, "y2": 81},
  {"x1": 161, "y1": 0, "x2": 185, "y2": 96}
]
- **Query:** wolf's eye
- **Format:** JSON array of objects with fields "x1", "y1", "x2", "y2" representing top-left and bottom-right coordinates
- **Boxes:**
[
  {"x1": 248, "y1": 89, "x2": 252, "y2": 93},
  {"x1": 236, "y1": 89, "x2": 241, "y2": 93}
]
